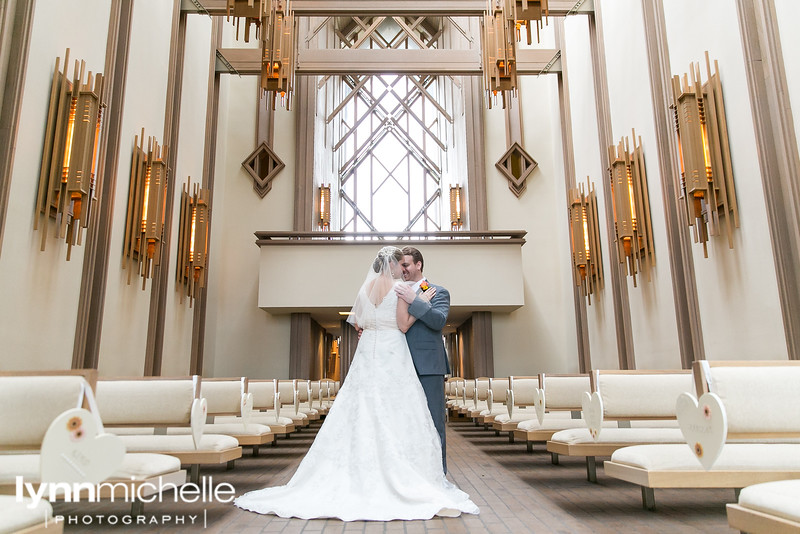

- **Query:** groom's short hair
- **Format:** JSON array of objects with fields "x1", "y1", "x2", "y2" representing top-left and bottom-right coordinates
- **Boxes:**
[{"x1": 401, "y1": 246, "x2": 424, "y2": 272}]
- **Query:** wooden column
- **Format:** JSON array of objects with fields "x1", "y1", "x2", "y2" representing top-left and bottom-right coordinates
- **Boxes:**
[
  {"x1": 640, "y1": 0, "x2": 705, "y2": 368},
  {"x1": 339, "y1": 320, "x2": 358, "y2": 383},
  {"x1": 737, "y1": 0, "x2": 800, "y2": 360},
  {"x1": 190, "y1": 18, "x2": 223, "y2": 376},
  {"x1": 290, "y1": 313, "x2": 312, "y2": 379},
  {"x1": 73, "y1": 0, "x2": 134, "y2": 369},
  {"x1": 470, "y1": 311, "x2": 494, "y2": 378},
  {"x1": 588, "y1": 5, "x2": 635, "y2": 370},
  {"x1": 144, "y1": 1, "x2": 187, "y2": 375},
  {"x1": 554, "y1": 18, "x2": 591, "y2": 373},
  {"x1": 0, "y1": 0, "x2": 35, "y2": 258}
]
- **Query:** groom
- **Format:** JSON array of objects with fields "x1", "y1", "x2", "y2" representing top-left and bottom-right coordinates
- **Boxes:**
[{"x1": 395, "y1": 246, "x2": 451, "y2": 473}]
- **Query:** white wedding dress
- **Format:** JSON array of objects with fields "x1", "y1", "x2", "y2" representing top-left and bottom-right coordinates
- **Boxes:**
[{"x1": 234, "y1": 286, "x2": 479, "y2": 521}]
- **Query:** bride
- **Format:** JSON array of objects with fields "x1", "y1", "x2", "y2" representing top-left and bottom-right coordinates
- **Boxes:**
[{"x1": 234, "y1": 246, "x2": 479, "y2": 521}]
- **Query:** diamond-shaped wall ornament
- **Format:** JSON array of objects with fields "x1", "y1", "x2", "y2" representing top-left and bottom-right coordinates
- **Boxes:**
[
  {"x1": 242, "y1": 142, "x2": 285, "y2": 198},
  {"x1": 495, "y1": 142, "x2": 538, "y2": 197}
]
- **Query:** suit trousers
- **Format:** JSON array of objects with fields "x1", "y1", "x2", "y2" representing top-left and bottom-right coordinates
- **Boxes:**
[{"x1": 418, "y1": 374, "x2": 446, "y2": 473}]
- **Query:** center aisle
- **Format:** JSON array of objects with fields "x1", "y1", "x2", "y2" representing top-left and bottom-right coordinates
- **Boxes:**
[{"x1": 54, "y1": 417, "x2": 733, "y2": 533}]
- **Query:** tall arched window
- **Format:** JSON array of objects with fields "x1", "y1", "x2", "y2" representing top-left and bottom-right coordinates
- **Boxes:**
[{"x1": 316, "y1": 17, "x2": 463, "y2": 232}]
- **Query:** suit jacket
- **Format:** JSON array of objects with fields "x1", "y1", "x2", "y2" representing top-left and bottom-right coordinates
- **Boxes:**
[{"x1": 405, "y1": 282, "x2": 451, "y2": 376}]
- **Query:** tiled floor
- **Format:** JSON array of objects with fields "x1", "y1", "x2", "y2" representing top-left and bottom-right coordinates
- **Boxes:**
[{"x1": 54, "y1": 417, "x2": 734, "y2": 532}]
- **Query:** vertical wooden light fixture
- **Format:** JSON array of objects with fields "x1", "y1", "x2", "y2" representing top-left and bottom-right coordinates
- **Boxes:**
[
  {"x1": 608, "y1": 131, "x2": 654, "y2": 287},
  {"x1": 483, "y1": 0, "x2": 517, "y2": 108},
  {"x1": 225, "y1": 0, "x2": 268, "y2": 42},
  {"x1": 177, "y1": 178, "x2": 210, "y2": 306},
  {"x1": 261, "y1": 0, "x2": 295, "y2": 110},
  {"x1": 35, "y1": 49, "x2": 105, "y2": 260},
  {"x1": 671, "y1": 53, "x2": 739, "y2": 257},
  {"x1": 510, "y1": 0, "x2": 549, "y2": 45},
  {"x1": 226, "y1": 0, "x2": 294, "y2": 109},
  {"x1": 568, "y1": 178, "x2": 603, "y2": 303},
  {"x1": 450, "y1": 186, "x2": 464, "y2": 230},
  {"x1": 318, "y1": 184, "x2": 331, "y2": 230},
  {"x1": 123, "y1": 130, "x2": 168, "y2": 289}
]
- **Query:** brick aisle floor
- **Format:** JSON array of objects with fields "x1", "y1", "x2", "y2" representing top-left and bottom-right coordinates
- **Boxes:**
[{"x1": 53, "y1": 417, "x2": 734, "y2": 533}]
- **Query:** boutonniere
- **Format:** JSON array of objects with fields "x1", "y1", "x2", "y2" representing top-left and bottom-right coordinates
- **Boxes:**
[{"x1": 419, "y1": 281, "x2": 430, "y2": 292}]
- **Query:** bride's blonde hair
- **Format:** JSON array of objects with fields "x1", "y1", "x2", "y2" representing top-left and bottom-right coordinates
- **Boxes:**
[{"x1": 373, "y1": 247, "x2": 402, "y2": 273}]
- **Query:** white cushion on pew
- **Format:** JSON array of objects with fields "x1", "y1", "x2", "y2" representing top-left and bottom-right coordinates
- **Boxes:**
[
  {"x1": 550, "y1": 428, "x2": 685, "y2": 444},
  {"x1": 117, "y1": 434, "x2": 239, "y2": 452},
  {"x1": 106, "y1": 427, "x2": 156, "y2": 435},
  {"x1": 216, "y1": 414, "x2": 295, "y2": 426},
  {"x1": 629, "y1": 420, "x2": 680, "y2": 428},
  {"x1": 479, "y1": 407, "x2": 509, "y2": 417},
  {"x1": 611, "y1": 444, "x2": 800, "y2": 471},
  {"x1": 0, "y1": 453, "x2": 181, "y2": 484},
  {"x1": 517, "y1": 417, "x2": 600, "y2": 432},
  {"x1": 493, "y1": 410, "x2": 541, "y2": 424},
  {"x1": 0, "y1": 495, "x2": 54, "y2": 534},
  {"x1": 167, "y1": 423, "x2": 272, "y2": 436},
  {"x1": 737, "y1": 479, "x2": 800, "y2": 524}
]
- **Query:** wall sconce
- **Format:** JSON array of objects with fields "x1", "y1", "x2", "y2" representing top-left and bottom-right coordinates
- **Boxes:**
[
  {"x1": 227, "y1": 0, "x2": 294, "y2": 109},
  {"x1": 261, "y1": 0, "x2": 295, "y2": 110},
  {"x1": 450, "y1": 186, "x2": 464, "y2": 230},
  {"x1": 35, "y1": 49, "x2": 105, "y2": 260},
  {"x1": 226, "y1": 0, "x2": 268, "y2": 42},
  {"x1": 671, "y1": 53, "x2": 739, "y2": 257},
  {"x1": 177, "y1": 178, "x2": 210, "y2": 306},
  {"x1": 608, "y1": 131, "x2": 654, "y2": 287},
  {"x1": 123, "y1": 130, "x2": 168, "y2": 289},
  {"x1": 568, "y1": 178, "x2": 603, "y2": 303},
  {"x1": 483, "y1": 0, "x2": 518, "y2": 108},
  {"x1": 510, "y1": 0, "x2": 549, "y2": 45},
  {"x1": 318, "y1": 185, "x2": 331, "y2": 230}
]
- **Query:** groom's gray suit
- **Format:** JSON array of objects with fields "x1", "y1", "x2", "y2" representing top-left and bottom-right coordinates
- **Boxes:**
[{"x1": 406, "y1": 282, "x2": 451, "y2": 473}]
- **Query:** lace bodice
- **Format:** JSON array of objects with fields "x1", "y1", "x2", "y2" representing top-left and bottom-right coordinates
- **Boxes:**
[{"x1": 359, "y1": 284, "x2": 401, "y2": 331}]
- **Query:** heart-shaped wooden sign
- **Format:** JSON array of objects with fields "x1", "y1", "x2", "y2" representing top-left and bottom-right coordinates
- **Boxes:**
[
  {"x1": 534, "y1": 388, "x2": 546, "y2": 425},
  {"x1": 676, "y1": 392, "x2": 727, "y2": 470},
  {"x1": 582, "y1": 391, "x2": 603, "y2": 441},
  {"x1": 241, "y1": 392, "x2": 254, "y2": 428},
  {"x1": 190, "y1": 397, "x2": 207, "y2": 449},
  {"x1": 506, "y1": 389, "x2": 514, "y2": 418},
  {"x1": 40, "y1": 408, "x2": 125, "y2": 485}
]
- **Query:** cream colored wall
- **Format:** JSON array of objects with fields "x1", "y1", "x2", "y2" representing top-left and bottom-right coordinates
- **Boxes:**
[
  {"x1": 563, "y1": 14, "x2": 618, "y2": 371},
  {"x1": 775, "y1": 1, "x2": 800, "y2": 158},
  {"x1": 98, "y1": 0, "x2": 175, "y2": 377},
  {"x1": 203, "y1": 24, "x2": 294, "y2": 378},
  {"x1": 663, "y1": 0, "x2": 787, "y2": 361},
  {"x1": 0, "y1": 0, "x2": 110, "y2": 371},
  {"x1": 161, "y1": 14, "x2": 214, "y2": 376},
  {"x1": 486, "y1": 29, "x2": 580, "y2": 376},
  {"x1": 601, "y1": 0, "x2": 682, "y2": 370}
]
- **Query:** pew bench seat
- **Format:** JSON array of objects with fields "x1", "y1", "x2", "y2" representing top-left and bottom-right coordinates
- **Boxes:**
[
  {"x1": 0, "y1": 495, "x2": 61, "y2": 534},
  {"x1": 514, "y1": 417, "x2": 609, "y2": 452},
  {"x1": 215, "y1": 414, "x2": 296, "y2": 437},
  {"x1": 0, "y1": 453, "x2": 186, "y2": 499},
  {"x1": 112, "y1": 435, "x2": 241, "y2": 466},
  {"x1": 547, "y1": 428, "x2": 686, "y2": 481},
  {"x1": 492, "y1": 409, "x2": 540, "y2": 434},
  {"x1": 604, "y1": 444, "x2": 800, "y2": 510},
  {"x1": 727, "y1": 479, "x2": 800, "y2": 534},
  {"x1": 159, "y1": 424, "x2": 275, "y2": 454}
]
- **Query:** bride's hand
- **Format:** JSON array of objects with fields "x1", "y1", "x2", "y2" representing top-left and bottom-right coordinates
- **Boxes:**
[{"x1": 419, "y1": 287, "x2": 436, "y2": 302}]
